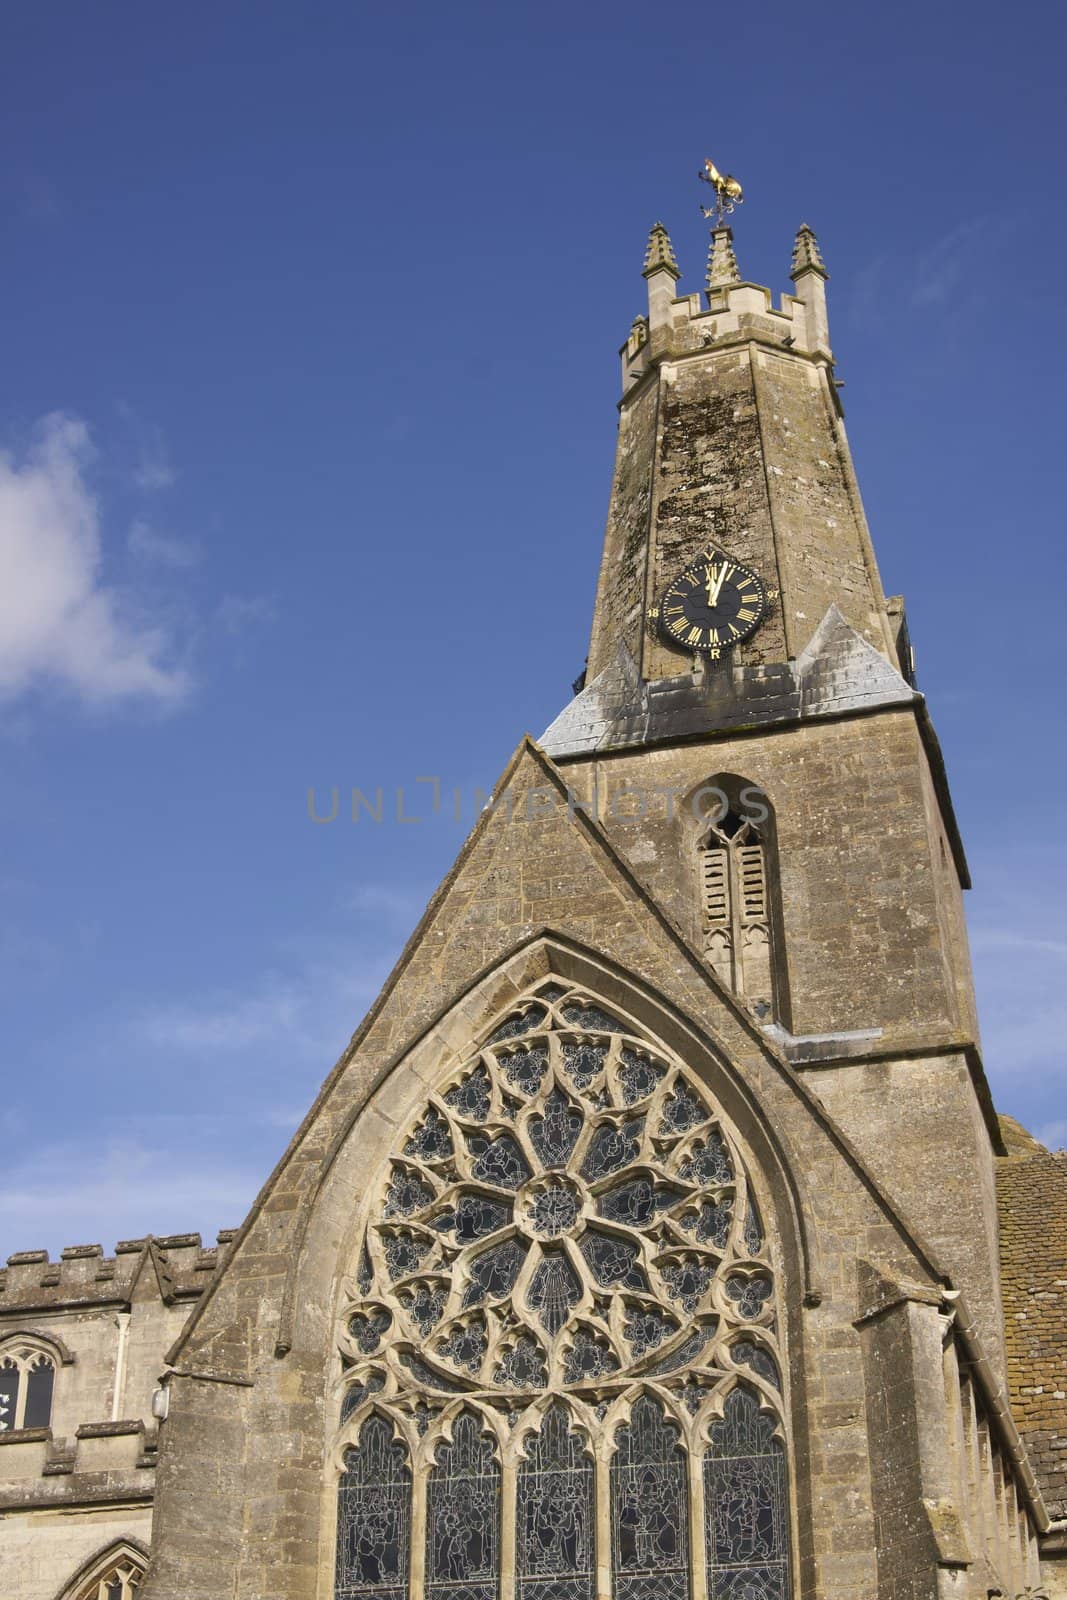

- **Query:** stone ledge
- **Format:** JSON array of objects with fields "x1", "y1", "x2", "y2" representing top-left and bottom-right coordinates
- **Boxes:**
[
  {"x1": 75, "y1": 1419, "x2": 143, "y2": 1439},
  {"x1": 0, "y1": 1468, "x2": 155, "y2": 1512},
  {"x1": 0, "y1": 1426, "x2": 50, "y2": 1446}
]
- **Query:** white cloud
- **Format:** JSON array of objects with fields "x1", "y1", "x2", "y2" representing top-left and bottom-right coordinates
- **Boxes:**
[
  {"x1": 215, "y1": 593, "x2": 277, "y2": 634},
  {"x1": 0, "y1": 414, "x2": 190, "y2": 707},
  {"x1": 910, "y1": 219, "x2": 987, "y2": 308},
  {"x1": 128, "y1": 517, "x2": 199, "y2": 569},
  {"x1": 346, "y1": 883, "x2": 425, "y2": 922},
  {"x1": 126, "y1": 932, "x2": 393, "y2": 1066},
  {"x1": 0, "y1": 1137, "x2": 255, "y2": 1254},
  {"x1": 132, "y1": 982, "x2": 305, "y2": 1053},
  {"x1": 968, "y1": 864, "x2": 1067, "y2": 1109},
  {"x1": 124, "y1": 412, "x2": 175, "y2": 492}
]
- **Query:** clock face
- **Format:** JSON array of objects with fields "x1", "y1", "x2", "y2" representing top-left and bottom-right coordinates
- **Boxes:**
[{"x1": 656, "y1": 548, "x2": 768, "y2": 657}]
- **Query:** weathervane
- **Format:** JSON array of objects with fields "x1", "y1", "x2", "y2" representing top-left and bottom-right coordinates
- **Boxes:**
[{"x1": 698, "y1": 158, "x2": 744, "y2": 226}]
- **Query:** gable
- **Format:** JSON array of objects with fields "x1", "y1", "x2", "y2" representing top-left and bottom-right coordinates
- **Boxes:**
[{"x1": 169, "y1": 738, "x2": 953, "y2": 1380}]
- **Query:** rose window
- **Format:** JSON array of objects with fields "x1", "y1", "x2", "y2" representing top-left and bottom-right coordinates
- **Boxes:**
[{"x1": 335, "y1": 981, "x2": 792, "y2": 1600}]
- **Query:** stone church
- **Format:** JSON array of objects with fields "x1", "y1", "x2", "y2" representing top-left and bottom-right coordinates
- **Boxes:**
[{"x1": 3, "y1": 200, "x2": 1065, "y2": 1600}]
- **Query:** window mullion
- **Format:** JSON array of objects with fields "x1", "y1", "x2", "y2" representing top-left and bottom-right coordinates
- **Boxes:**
[
  {"x1": 595, "y1": 1439, "x2": 612, "y2": 1600},
  {"x1": 499, "y1": 1448, "x2": 516, "y2": 1600},
  {"x1": 727, "y1": 845, "x2": 744, "y2": 995},
  {"x1": 689, "y1": 1435, "x2": 707, "y2": 1600},
  {"x1": 409, "y1": 1441, "x2": 427, "y2": 1600},
  {"x1": 15, "y1": 1361, "x2": 27, "y2": 1430}
]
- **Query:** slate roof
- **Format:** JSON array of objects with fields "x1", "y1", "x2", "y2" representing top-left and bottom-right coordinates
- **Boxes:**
[{"x1": 997, "y1": 1116, "x2": 1067, "y2": 1519}]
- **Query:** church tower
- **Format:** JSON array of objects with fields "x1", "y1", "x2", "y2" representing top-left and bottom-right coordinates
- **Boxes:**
[{"x1": 132, "y1": 179, "x2": 1061, "y2": 1600}]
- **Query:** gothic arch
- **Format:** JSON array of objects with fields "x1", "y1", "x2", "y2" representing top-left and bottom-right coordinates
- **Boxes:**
[
  {"x1": 55, "y1": 1538, "x2": 148, "y2": 1600},
  {"x1": 0, "y1": 1325, "x2": 75, "y2": 1364},
  {"x1": 682, "y1": 773, "x2": 791, "y2": 1027},
  {"x1": 279, "y1": 934, "x2": 822, "y2": 1374},
  {"x1": 0, "y1": 1330, "x2": 63, "y2": 1431},
  {"x1": 324, "y1": 968, "x2": 799, "y2": 1600}
]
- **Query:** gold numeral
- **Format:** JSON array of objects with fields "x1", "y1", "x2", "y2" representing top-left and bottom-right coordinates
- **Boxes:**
[
  {"x1": 737, "y1": 608, "x2": 757, "y2": 623},
  {"x1": 687, "y1": 626, "x2": 703, "y2": 645}
]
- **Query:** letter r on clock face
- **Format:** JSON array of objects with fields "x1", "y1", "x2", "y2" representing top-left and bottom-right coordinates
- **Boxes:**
[{"x1": 656, "y1": 548, "x2": 768, "y2": 656}]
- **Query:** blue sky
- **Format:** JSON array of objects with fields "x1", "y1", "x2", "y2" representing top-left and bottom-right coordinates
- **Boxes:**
[{"x1": 1, "y1": 0, "x2": 1064, "y2": 1258}]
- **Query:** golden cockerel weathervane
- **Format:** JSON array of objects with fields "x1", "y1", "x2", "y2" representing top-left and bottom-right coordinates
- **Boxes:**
[{"x1": 698, "y1": 158, "x2": 743, "y2": 226}]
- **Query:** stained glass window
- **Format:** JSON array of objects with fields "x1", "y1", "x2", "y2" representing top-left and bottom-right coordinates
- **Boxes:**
[
  {"x1": 530, "y1": 1089, "x2": 583, "y2": 1169},
  {"x1": 426, "y1": 1411, "x2": 502, "y2": 1600},
  {"x1": 335, "y1": 981, "x2": 792, "y2": 1600},
  {"x1": 704, "y1": 1387, "x2": 790, "y2": 1600},
  {"x1": 517, "y1": 1404, "x2": 595, "y2": 1600},
  {"x1": 527, "y1": 1250, "x2": 582, "y2": 1336},
  {"x1": 335, "y1": 1415, "x2": 411, "y2": 1600},
  {"x1": 610, "y1": 1395, "x2": 690, "y2": 1600}
]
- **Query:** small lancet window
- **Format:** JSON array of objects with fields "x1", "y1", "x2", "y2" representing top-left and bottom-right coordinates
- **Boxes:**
[
  {"x1": 0, "y1": 1341, "x2": 56, "y2": 1431},
  {"x1": 335, "y1": 1414, "x2": 411, "y2": 1600},
  {"x1": 704, "y1": 1386, "x2": 791, "y2": 1599},
  {"x1": 610, "y1": 1393, "x2": 691, "y2": 1600},
  {"x1": 697, "y1": 783, "x2": 777, "y2": 1015},
  {"x1": 426, "y1": 1410, "x2": 502, "y2": 1600},
  {"x1": 517, "y1": 1402, "x2": 595, "y2": 1600}
]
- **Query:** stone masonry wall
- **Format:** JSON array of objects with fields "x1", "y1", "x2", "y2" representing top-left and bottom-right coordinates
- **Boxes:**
[
  {"x1": 140, "y1": 744, "x2": 1006, "y2": 1600},
  {"x1": 556, "y1": 710, "x2": 1003, "y2": 1366},
  {"x1": 586, "y1": 378, "x2": 657, "y2": 681}
]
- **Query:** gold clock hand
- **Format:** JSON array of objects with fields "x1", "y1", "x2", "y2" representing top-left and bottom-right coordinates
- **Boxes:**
[{"x1": 710, "y1": 561, "x2": 730, "y2": 606}]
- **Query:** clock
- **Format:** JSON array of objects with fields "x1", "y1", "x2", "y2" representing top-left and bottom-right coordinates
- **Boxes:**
[{"x1": 652, "y1": 546, "x2": 768, "y2": 658}]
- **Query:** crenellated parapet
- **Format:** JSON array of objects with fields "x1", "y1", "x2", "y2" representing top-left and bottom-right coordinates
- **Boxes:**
[
  {"x1": 621, "y1": 220, "x2": 833, "y2": 395},
  {"x1": 0, "y1": 1229, "x2": 237, "y2": 1311}
]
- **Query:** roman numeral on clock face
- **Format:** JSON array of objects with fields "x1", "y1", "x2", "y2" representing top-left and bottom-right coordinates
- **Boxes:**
[{"x1": 656, "y1": 552, "x2": 767, "y2": 655}]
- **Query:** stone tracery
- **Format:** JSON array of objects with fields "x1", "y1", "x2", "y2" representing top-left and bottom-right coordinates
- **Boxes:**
[{"x1": 334, "y1": 980, "x2": 792, "y2": 1600}]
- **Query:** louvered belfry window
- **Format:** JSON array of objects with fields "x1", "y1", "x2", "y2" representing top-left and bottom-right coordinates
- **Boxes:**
[{"x1": 699, "y1": 806, "x2": 773, "y2": 1013}]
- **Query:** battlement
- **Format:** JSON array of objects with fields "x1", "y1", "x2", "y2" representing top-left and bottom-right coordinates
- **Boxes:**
[
  {"x1": 624, "y1": 220, "x2": 832, "y2": 393},
  {"x1": 0, "y1": 1230, "x2": 238, "y2": 1311}
]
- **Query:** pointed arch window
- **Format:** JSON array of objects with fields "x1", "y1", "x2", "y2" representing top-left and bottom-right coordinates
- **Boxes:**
[
  {"x1": 611, "y1": 1394, "x2": 690, "y2": 1600},
  {"x1": 426, "y1": 1410, "x2": 501, "y2": 1600},
  {"x1": 336, "y1": 1414, "x2": 411, "y2": 1600},
  {"x1": 60, "y1": 1541, "x2": 148, "y2": 1600},
  {"x1": 0, "y1": 1338, "x2": 56, "y2": 1431},
  {"x1": 704, "y1": 1386, "x2": 791, "y2": 1598},
  {"x1": 697, "y1": 781, "x2": 779, "y2": 1016},
  {"x1": 517, "y1": 1403, "x2": 595, "y2": 1600},
  {"x1": 332, "y1": 981, "x2": 794, "y2": 1600},
  {"x1": 77, "y1": 1562, "x2": 143, "y2": 1600}
]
